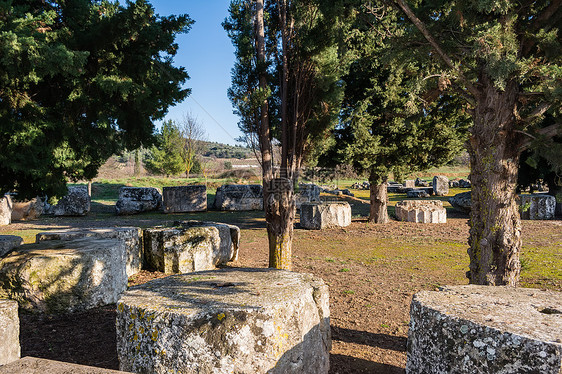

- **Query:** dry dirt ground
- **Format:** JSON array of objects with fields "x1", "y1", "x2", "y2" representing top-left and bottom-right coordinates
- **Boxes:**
[{"x1": 4, "y1": 204, "x2": 561, "y2": 373}]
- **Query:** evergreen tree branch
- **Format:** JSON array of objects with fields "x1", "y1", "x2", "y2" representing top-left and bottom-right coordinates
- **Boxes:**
[{"x1": 518, "y1": 123, "x2": 562, "y2": 150}]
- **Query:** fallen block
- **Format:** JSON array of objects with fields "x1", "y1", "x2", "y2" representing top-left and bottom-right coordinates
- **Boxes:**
[
  {"x1": 213, "y1": 184, "x2": 263, "y2": 211},
  {"x1": 519, "y1": 193, "x2": 556, "y2": 220},
  {"x1": 162, "y1": 185, "x2": 207, "y2": 213},
  {"x1": 395, "y1": 200, "x2": 446, "y2": 223},
  {"x1": 300, "y1": 202, "x2": 351, "y2": 230},
  {"x1": 0, "y1": 235, "x2": 23, "y2": 258},
  {"x1": 0, "y1": 299, "x2": 20, "y2": 365},
  {"x1": 53, "y1": 186, "x2": 90, "y2": 216},
  {"x1": 115, "y1": 187, "x2": 162, "y2": 215}
]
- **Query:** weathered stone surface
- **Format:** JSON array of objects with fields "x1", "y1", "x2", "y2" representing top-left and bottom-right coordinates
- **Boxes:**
[
  {"x1": 144, "y1": 225, "x2": 236, "y2": 274},
  {"x1": 395, "y1": 200, "x2": 446, "y2": 223},
  {"x1": 0, "y1": 299, "x2": 20, "y2": 365},
  {"x1": 0, "y1": 235, "x2": 23, "y2": 258},
  {"x1": 0, "y1": 195, "x2": 12, "y2": 226},
  {"x1": 0, "y1": 238, "x2": 127, "y2": 313},
  {"x1": 300, "y1": 202, "x2": 351, "y2": 230},
  {"x1": 432, "y1": 176, "x2": 449, "y2": 196},
  {"x1": 448, "y1": 191, "x2": 471, "y2": 213},
  {"x1": 519, "y1": 194, "x2": 556, "y2": 220},
  {"x1": 162, "y1": 185, "x2": 207, "y2": 213},
  {"x1": 115, "y1": 187, "x2": 162, "y2": 215},
  {"x1": 295, "y1": 183, "x2": 321, "y2": 208},
  {"x1": 458, "y1": 179, "x2": 471, "y2": 188},
  {"x1": 53, "y1": 186, "x2": 90, "y2": 216},
  {"x1": 387, "y1": 183, "x2": 406, "y2": 194},
  {"x1": 11, "y1": 198, "x2": 44, "y2": 221},
  {"x1": 213, "y1": 184, "x2": 263, "y2": 211},
  {"x1": 406, "y1": 189, "x2": 430, "y2": 198},
  {"x1": 174, "y1": 220, "x2": 240, "y2": 262},
  {"x1": 116, "y1": 268, "x2": 330, "y2": 374},
  {"x1": 36, "y1": 227, "x2": 142, "y2": 277},
  {"x1": 403, "y1": 180, "x2": 416, "y2": 189},
  {"x1": 0, "y1": 357, "x2": 133, "y2": 373},
  {"x1": 406, "y1": 285, "x2": 562, "y2": 374},
  {"x1": 449, "y1": 180, "x2": 460, "y2": 188}
]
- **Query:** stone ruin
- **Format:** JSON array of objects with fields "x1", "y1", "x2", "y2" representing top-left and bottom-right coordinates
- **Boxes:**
[
  {"x1": 116, "y1": 268, "x2": 330, "y2": 374},
  {"x1": 115, "y1": 187, "x2": 162, "y2": 215},
  {"x1": 407, "y1": 285, "x2": 562, "y2": 373},
  {"x1": 519, "y1": 193, "x2": 556, "y2": 220},
  {"x1": 448, "y1": 191, "x2": 471, "y2": 213},
  {"x1": 395, "y1": 200, "x2": 447, "y2": 223},
  {"x1": 295, "y1": 183, "x2": 322, "y2": 208},
  {"x1": 406, "y1": 188, "x2": 431, "y2": 198},
  {"x1": 0, "y1": 357, "x2": 133, "y2": 373},
  {"x1": 404, "y1": 180, "x2": 416, "y2": 189},
  {"x1": 0, "y1": 195, "x2": 12, "y2": 226},
  {"x1": 300, "y1": 202, "x2": 352, "y2": 230},
  {"x1": 213, "y1": 184, "x2": 263, "y2": 211},
  {"x1": 11, "y1": 197, "x2": 44, "y2": 221},
  {"x1": 144, "y1": 222, "x2": 240, "y2": 274},
  {"x1": 387, "y1": 182, "x2": 406, "y2": 194},
  {"x1": 174, "y1": 220, "x2": 241, "y2": 262},
  {"x1": 0, "y1": 235, "x2": 23, "y2": 258},
  {"x1": 53, "y1": 185, "x2": 90, "y2": 216},
  {"x1": 36, "y1": 227, "x2": 143, "y2": 277},
  {"x1": 162, "y1": 185, "x2": 207, "y2": 213},
  {"x1": 0, "y1": 238, "x2": 128, "y2": 313},
  {"x1": 432, "y1": 175, "x2": 449, "y2": 196},
  {"x1": 0, "y1": 299, "x2": 20, "y2": 365}
]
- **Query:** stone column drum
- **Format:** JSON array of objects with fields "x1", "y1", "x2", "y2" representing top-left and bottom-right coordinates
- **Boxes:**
[
  {"x1": 116, "y1": 268, "x2": 331, "y2": 374},
  {"x1": 163, "y1": 185, "x2": 207, "y2": 213},
  {"x1": 395, "y1": 200, "x2": 446, "y2": 223},
  {"x1": 300, "y1": 202, "x2": 352, "y2": 230},
  {"x1": 0, "y1": 299, "x2": 20, "y2": 365},
  {"x1": 406, "y1": 285, "x2": 562, "y2": 373}
]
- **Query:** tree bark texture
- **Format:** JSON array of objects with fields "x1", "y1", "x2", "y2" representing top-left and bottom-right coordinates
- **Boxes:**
[
  {"x1": 468, "y1": 78, "x2": 522, "y2": 286},
  {"x1": 266, "y1": 178, "x2": 295, "y2": 270},
  {"x1": 369, "y1": 175, "x2": 389, "y2": 223}
]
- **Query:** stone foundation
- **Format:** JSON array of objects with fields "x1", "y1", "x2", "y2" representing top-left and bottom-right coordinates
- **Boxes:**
[
  {"x1": 53, "y1": 186, "x2": 90, "y2": 216},
  {"x1": 0, "y1": 235, "x2": 23, "y2": 258},
  {"x1": 0, "y1": 357, "x2": 133, "y2": 373},
  {"x1": 0, "y1": 299, "x2": 20, "y2": 365},
  {"x1": 0, "y1": 238, "x2": 128, "y2": 313},
  {"x1": 406, "y1": 285, "x2": 562, "y2": 373},
  {"x1": 519, "y1": 194, "x2": 556, "y2": 220},
  {"x1": 395, "y1": 200, "x2": 446, "y2": 223},
  {"x1": 300, "y1": 202, "x2": 352, "y2": 230},
  {"x1": 116, "y1": 187, "x2": 162, "y2": 215},
  {"x1": 213, "y1": 184, "x2": 263, "y2": 211},
  {"x1": 36, "y1": 227, "x2": 142, "y2": 277},
  {"x1": 116, "y1": 268, "x2": 330, "y2": 374},
  {"x1": 162, "y1": 185, "x2": 207, "y2": 213}
]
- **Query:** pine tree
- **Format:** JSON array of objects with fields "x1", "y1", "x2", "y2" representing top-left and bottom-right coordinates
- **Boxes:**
[{"x1": 144, "y1": 121, "x2": 185, "y2": 177}]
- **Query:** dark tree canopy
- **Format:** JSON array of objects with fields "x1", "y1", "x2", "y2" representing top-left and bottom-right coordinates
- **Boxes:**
[{"x1": 0, "y1": 0, "x2": 192, "y2": 199}]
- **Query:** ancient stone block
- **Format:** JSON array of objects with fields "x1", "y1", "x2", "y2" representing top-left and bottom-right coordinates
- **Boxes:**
[
  {"x1": 395, "y1": 200, "x2": 446, "y2": 223},
  {"x1": 0, "y1": 238, "x2": 128, "y2": 313},
  {"x1": 458, "y1": 179, "x2": 471, "y2": 188},
  {"x1": 406, "y1": 285, "x2": 562, "y2": 374},
  {"x1": 448, "y1": 191, "x2": 471, "y2": 213},
  {"x1": 0, "y1": 195, "x2": 12, "y2": 226},
  {"x1": 0, "y1": 235, "x2": 23, "y2": 258},
  {"x1": 387, "y1": 183, "x2": 405, "y2": 194},
  {"x1": 0, "y1": 299, "x2": 20, "y2": 365},
  {"x1": 53, "y1": 186, "x2": 90, "y2": 216},
  {"x1": 300, "y1": 202, "x2": 352, "y2": 230},
  {"x1": 213, "y1": 184, "x2": 263, "y2": 211},
  {"x1": 519, "y1": 194, "x2": 556, "y2": 220},
  {"x1": 0, "y1": 357, "x2": 133, "y2": 373},
  {"x1": 403, "y1": 180, "x2": 416, "y2": 189},
  {"x1": 36, "y1": 227, "x2": 142, "y2": 277},
  {"x1": 162, "y1": 185, "x2": 207, "y2": 213},
  {"x1": 115, "y1": 187, "x2": 162, "y2": 215},
  {"x1": 144, "y1": 224, "x2": 237, "y2": 274},
  {"x1": 116, "y1": 268, "x2": 330, "y2": 374},
  {"x1": 295, "y1": 183, "x2": 321, "y2": 209},
  {"x1": 174, "y1": 220, "x2": 240, "y2": 262},
  {"x1": 432, "y1": 176, "x2": 449, "y2": 196},
  {"x1": 11, "y1": 198, "x2": 44, "y2": 221},
  {"x1": 406, "y1": 189, "x2": 430, "y2": 198}
]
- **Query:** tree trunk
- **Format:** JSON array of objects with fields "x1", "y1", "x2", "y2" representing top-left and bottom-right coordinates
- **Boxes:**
[
  {"x1": 468, "y1": 78, "x2": 521, "y2": 286},
  {"x1": 266, "y1": 178, "x2": 295, "y2": 270},
  {"x1": 369, "y1": 174, "x2": 389, "y2": 223}
]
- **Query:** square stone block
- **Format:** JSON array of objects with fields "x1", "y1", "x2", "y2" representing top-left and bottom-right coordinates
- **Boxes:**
[{"x1": 162, "y1": 185, "x2": 207, "y2": 213}]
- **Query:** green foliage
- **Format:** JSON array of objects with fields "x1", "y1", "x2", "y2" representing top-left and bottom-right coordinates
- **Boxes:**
[
  {"x1": 224, "y1": 161, "x2": 233, "y2": 170},
  {"x1": 0, "y1": 0, "x2": 192, "y2": 198},
  {"x1": 143, "y1": 121, "x2": 184, "y2": 176},
  {"x1": 204, "y1": 142, "x2": 250, "y2": 159}
]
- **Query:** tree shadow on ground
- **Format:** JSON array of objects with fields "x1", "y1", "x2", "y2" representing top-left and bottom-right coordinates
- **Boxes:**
[
  {"x1": 331, "y1": 326, "x2": 407, "y2": 352},
  {"x1": 330, "y1": 354, "x2": 405, "y2": 374}
]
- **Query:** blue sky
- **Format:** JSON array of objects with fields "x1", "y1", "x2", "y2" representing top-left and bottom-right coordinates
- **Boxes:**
[{"x1": 150, "y1": 0, "x2": 242, "y2": 145}]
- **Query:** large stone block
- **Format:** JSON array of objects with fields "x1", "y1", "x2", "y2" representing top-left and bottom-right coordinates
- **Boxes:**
[
  {"x1": 116, "y1": 268, "x2": 330, "y2": 374},
  {"x1": 0, "y1": 195, "x2": 12, "y2": 226},
  {"x1": 115, "y1": 187, "x2": 162, "y2": 215},
  {"x1": 175, "y1": 220, "x2": 240, "y2": 262},
  {"x1": 0, "y1": 238, "x2": 128, "y2": 313},
  {"x1": 0, "y1": 357, "x2": 133, "y2": 373},
  {"x1": 406, "y1": 188, "x2": 431, "y2": 198},
  {"x1": 162, "y1": 185, "x2": 207, "y2": 213},
  {"x1": 448, "y1": 191, "x2": 471, "y2": 213},
  {"x1": 0, "y1": 299, "x2": 20, "y2": 365},
  {"x1": 395, "y1": 200, "x2": 446, "y2": 223},
  {"x1": 144, "y1": 224, "x2": 237, "y2": 274},
  {"x1": 53, "y1": 186, "x2": 90, "y2": 216},
  {"x1": 519, "y1": 194, "x2": 556, "y2": 220},
  {"x1": 300, "y1": 202, "x2": 351, "y2": 230},
  {"x1": 403, "y1": 180, "x2": 416, "y2": 189},
  {"x1": 432, "y1": 175, "x2": 449, "y2": 196},
  {"x1": 11, "y1": 197, "x2": 44, "y2": 221},
  {"x1": 0, "y1": 235, "x2": 23, "y2": 258},
  {"x1": 213, "y1": 184, "x2": 263, "y2": 211},
  {"x1": 295, "y1": 183, "x2": 321, "y2": 209},
  {"x1": 406, "y1": 285, "x2": 562, "y2": 374},
  {"x1": 36, "y1": 227, "x2": 142, "y2": 277}
]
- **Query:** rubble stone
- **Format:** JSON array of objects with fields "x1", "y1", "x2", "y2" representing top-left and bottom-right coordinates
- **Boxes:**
[
  {"x1": 395, "y1": 200, "x2": 446, "y2": 223},
  {"x1": 0, "y1": 299, "x2": 20, "y2": 365},
  {"x1": 162, "y1": 185, "x2": 207, "y2": 213},
  {"x1": 519, "y1": 194, "x2": 556, "y2": 220},
  {"x1": 213, "y1": 184, "x2": 263, "y2": 211},
  {"x1": 432, "y1": 176, "x2": 449, "y2": 196},
  {"x1": 300, "y1": 202, "x2": 351, "y2": 230},
  {"x1": 36, "y1": 227, "x2": 142, "y2": 277},
  {"x1": 115, "y1": 187, "x2": 162, "y2": 215},
  {"x1": 116, "y1": 268, "x2": 330, "y2": 374},
  {"x1": 0, "y1": 235, "x2": 23, "y2": 258},
  {"x1": 53, "y1": 186, "x2": 90, "y2": 216},
  {"x1": 406, "y1": 285, "x2": 562, "y2": 374}
]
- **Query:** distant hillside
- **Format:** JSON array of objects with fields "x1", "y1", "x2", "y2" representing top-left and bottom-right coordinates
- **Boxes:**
[{"x1": 203, "y1": 141, "x2": 252, "y2": 159}]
